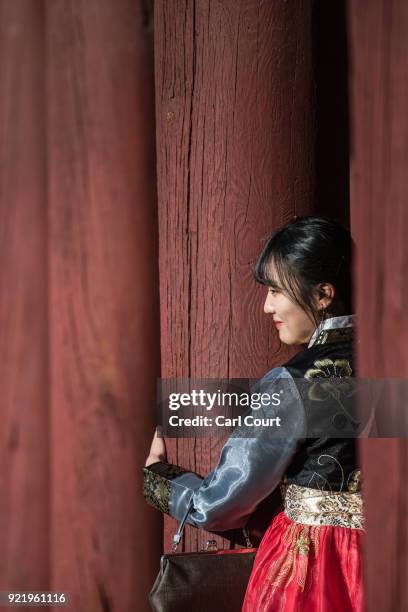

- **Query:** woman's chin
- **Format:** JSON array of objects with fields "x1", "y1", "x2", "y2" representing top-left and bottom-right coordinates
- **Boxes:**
[
  {"x1": 278, "y1": 330, "x2": 300, "y2": 346},
  {"x1": 278, "y1": 330, "x2": 290, "y2": 344}
]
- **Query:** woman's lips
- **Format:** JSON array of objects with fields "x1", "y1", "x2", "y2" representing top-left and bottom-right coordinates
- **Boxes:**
[{"x1": 274, "y1": 321, "x2": 283, "y2": 328}]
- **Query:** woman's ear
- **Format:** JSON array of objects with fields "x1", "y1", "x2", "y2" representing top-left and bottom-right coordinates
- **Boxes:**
[{"x1": 317, "y1": 282, "x2": 336, "y2": 310}]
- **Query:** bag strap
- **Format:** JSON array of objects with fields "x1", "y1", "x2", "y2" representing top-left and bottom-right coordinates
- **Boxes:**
[
  {"x1": 171, "y1": 497, "x2": 194, "y2": 551},
  {"x1": 171, "y1": 496, "x2": 253, "y2": 552}
]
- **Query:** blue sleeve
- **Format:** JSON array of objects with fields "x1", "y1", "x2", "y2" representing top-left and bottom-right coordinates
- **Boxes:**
[{"x1": 143, "y1": 367, "x2": 306, "y2": 532}]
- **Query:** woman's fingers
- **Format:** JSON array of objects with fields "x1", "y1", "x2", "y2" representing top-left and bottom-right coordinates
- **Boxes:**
[{"x1": 145, "y1": 427, "x2": 167, "y2": 466}]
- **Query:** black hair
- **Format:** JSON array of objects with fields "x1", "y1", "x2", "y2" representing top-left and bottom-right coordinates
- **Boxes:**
[{"x1": 253, "y1": 216, "x2": 354, "y2": 325}]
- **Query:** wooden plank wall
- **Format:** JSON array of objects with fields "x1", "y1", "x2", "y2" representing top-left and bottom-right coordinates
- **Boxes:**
[
  {"x1": 0, "y1": 0, "x2": 49, "y2": 596},
  {"x1": 0, "y1": 2, "x2": 160, "y2": 611},
  {"x1": 349, "y1": 1, "x2": 408, "y2": 610},
  {"x1": 154, "y1": 0, "x2": 317, "y2": 554}
]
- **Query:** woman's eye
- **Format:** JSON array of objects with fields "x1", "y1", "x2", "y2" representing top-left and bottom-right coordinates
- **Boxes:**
[{"x1": 268, "y1": 288, "x2": 278, "y2": 295}]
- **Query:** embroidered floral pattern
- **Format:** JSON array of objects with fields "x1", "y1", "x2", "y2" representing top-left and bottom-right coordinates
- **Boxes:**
[
  {"x1": 305, "y1": 357, "x2": 352, "y2": 381},
  {"x1": 304, "y1": 358, "x2": 360, "y2": 432},
  {"x1": 142, "y1": 462, "x2": 192, "y2": 515},
  {"x1": 307, "y1": 454, "x2": 345, "y2": 492},
  {"x1": 283, "y1": 483, "x2": 365, "y2": 530},
  {"x1": 267, "y1": 520, "x2": 321, "y2": 593},
  {"x1": 142, "y1": 468, "x2": 172, "y2": 514},
  {"x1": 347, "y1": 469, "x2": 362, "y2": 493}
]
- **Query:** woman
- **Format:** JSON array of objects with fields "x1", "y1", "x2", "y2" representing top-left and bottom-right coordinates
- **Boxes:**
[{"x1": 143, "y1": 216, "x2": 364, "y2": 612}]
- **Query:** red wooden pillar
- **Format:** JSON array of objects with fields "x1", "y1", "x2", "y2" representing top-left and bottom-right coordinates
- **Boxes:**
[
  {"x1": 47, "y1": 2, "x2": 159, "y2": 610},
  {"x1": 154, "y1": 0, "x2": 316, "y2": 553},
  {"x1": 349, "y1": 1, "x2": 408, "y2": 610},
  {"x1": 0, "y1": 0, "x2": 49, "y2": 598}
]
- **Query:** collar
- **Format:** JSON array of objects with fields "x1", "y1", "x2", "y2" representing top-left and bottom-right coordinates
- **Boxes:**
[{"x1": 307, "y1": 314, "x2": 356, "y2": 348}]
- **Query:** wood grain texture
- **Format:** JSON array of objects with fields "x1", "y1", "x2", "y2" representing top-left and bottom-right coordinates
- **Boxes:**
[
  {"x1": 0, "y1": 0, "x2": 49, "y2": 599},
  {"x1": 154, "y1": 0, "x2": 316, "y2": 553},
  {"x1": 47, "y1": 1, "x2": 159, "y2": 610},
  {"x1": 349, "y1": 0, "x2": 408, "y2": 609}
]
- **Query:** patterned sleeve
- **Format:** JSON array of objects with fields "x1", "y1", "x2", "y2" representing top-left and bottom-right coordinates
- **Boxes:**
[{"x1": 143, "y1": 367, "x2": 306, "y2": 532}]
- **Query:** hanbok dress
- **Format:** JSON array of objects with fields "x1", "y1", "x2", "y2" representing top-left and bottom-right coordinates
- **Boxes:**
[{"x1": 143, "y1": 314, "x2": 364, "y2": 612}]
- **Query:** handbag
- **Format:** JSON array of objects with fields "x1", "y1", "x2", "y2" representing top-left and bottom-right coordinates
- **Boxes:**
[{"x1": 148, "y1": 499, "x2": 258, "y2": 612}]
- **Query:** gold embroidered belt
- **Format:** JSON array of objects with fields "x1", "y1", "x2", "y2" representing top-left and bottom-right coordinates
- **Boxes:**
[{"x1": 283, "y1": 484, "x2": 365, "y2": 530}]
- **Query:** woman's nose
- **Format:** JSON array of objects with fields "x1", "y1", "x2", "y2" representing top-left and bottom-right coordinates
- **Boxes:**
[{"x1": 264, "y1": 294, "x2": 275, "y2": 314}]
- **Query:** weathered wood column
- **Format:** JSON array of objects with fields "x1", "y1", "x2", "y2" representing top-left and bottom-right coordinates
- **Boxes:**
[
  {"x1": 349, "y1": 1, "x2": 408, "y2": 610},
  {"x1": 0, "y1": 0, "x2": 48, "y2": 596},
  {"x1": 47, "y1": 2, "x2": 159, "y2": 610},
  {"x1": 154, "y1": 0, "x2": 316, "y2": 553}
]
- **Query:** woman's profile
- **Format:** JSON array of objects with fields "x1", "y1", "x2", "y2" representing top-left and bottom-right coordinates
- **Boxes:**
[{"x1": 143, "y1": 216, "x2": 364, "y2": 611}]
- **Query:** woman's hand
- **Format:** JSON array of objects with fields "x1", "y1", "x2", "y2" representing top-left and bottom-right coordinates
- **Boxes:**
[{"x1": 145, "y1": 427, "x2": 167, "y2": 466}]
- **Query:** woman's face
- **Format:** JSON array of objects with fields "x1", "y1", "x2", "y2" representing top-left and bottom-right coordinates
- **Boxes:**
[{"x1": 263, "y1": 282, "x2": 318, "y2": 346}]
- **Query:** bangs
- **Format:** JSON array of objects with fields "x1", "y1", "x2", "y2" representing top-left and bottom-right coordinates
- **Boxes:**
[
  {"x1": 253, "y1": 245, "x2": 300, "y2": 297},
  {"x1": 252, "y1": 238, "x2": 279, "y2": 286},
  {"x1": 253, "y1": 241, "x2": 319, "y2": 323}
]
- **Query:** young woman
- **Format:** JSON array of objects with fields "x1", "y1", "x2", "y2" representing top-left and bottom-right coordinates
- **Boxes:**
[{"x1": 143, "y1": 216, "x2": 364, "y2": 612}]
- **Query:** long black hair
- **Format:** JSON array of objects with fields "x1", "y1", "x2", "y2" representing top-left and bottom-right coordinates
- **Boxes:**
[{"x1": 253, "y1": 216, "x2": 354, "y2": 325}]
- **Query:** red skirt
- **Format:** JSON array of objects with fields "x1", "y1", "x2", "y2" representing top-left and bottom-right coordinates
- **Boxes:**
[{"x1": 242, "y1": 511, "x2": 364, "y2": 612}]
